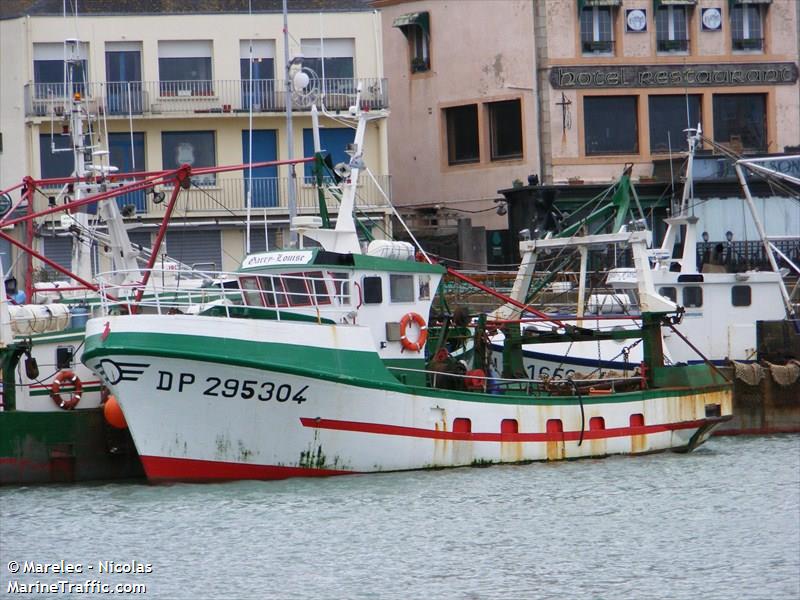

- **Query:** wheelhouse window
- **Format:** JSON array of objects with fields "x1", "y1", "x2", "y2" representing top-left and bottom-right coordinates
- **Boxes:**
[
  {"x1": 254, "y1": 272, "x2": 330, "y2": 308},
  {"x1": 158, "y1": 40, "x2": 213, "y2": 96},
  {"x1": 161, "y1": 131, "x2": 217, "y2": 186},
  {"x1": 731, "y1": 3, "x2": 764, "y2": 52},
  {"x1": 488, "y1": 99, "x2": 523, "y2": 161},
  {"x1": 393, "y1": 12, "x2": 430, "y2": 73},
  {"x1": 649, "y1": 95, "x2": 701, "y2": 153},
  {"x1": 33, "y1": 42, "x2": 88, "y2": 98},
  {"x1": 240, "y1": 276, "x2": 265, "y2": 307},
  {"x1": 656, "y1": 5, "x2": 689, "y2": 53},
  {"x1": 683, "y1": 286, "x2": 703, "y2": 308},
  {"x1": 659, "y1": 286, "x2": 677, "y2": 303},
  {"x1": 445, "y1": 104, "x2": 479, "y2": 165},
  {"x1": 418, "y1": 275, "x2": 431, "y2": 300},
  {"x1": 580, "y1": 5, "x2": 616, "y2": 55},
  {"x1": 712, "y1": 93, "x2": 767, "y2": 152},
  {"x1": 584, "y1": 96, "x2": 638, "y2": 155},
  {"x1": 363, "y1": 276, "x2": 383, "y2": 304},
  {"x1": 389, "y1": 274, "x2": 414, "y2": 303},
  {"x1": 732, "y1": 285, "x2": 751, "y2": 307},
  {"x1": 329, "y1": 272, "x2": 351, "y2": 304}
]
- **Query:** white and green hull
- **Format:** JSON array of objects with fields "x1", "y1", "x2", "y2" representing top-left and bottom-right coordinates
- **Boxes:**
[{"x1": 83, "y1": 315, "x2": 732, "y2": 482}]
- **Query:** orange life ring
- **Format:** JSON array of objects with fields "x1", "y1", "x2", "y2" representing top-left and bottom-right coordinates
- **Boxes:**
[
  {"x1": 50, "y1": 370, "x2": 83, "y2": 410},
  {"x1": 400, "y1": 312, "x2": 428, "y2": 352}
]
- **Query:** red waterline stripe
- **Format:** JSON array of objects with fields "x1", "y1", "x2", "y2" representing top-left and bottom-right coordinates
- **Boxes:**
[
  {"x1": 140, "y1": 456, "x2": 353, "y2": 482},
  {"x1": 299, "y1": 417, "x2": 714, "y2": 442}
]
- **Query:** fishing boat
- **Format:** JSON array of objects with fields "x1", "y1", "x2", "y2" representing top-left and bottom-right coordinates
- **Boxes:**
[
  {"x1": 81, "y1": 102, "x2": 732, "y2": 482},
  {"x1": 491, "y1": 128, "x2": 796, "y2": 381},
  {"x1": 0, "y1": 38, "x2": 282, "y2": 483}
]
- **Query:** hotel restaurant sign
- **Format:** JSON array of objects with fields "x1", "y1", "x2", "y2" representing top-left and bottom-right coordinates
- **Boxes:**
[{"x1": 550, "y1": 62, "x2": 798, "y2": 89}]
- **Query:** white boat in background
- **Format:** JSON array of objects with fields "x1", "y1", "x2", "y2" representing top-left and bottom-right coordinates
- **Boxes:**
[
  {"x1": 490, "y1": 127, "x2": 797, "y2": 380},
  {"x1": 82, "y1": 103, "x2": 732, "y2": 483}
]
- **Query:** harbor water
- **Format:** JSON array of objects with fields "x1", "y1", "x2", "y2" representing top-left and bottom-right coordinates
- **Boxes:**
[{"x1": 1, "y1": 435, "x2": 798, "y2": 600}]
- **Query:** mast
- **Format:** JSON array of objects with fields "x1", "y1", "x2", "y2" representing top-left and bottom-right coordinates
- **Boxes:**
[
  {"x1": 63, "y1": 38, "x2": 93, "y2": 282},
  {"x1": 283, "y1": 0, "x2": 298, "y2": 247}
]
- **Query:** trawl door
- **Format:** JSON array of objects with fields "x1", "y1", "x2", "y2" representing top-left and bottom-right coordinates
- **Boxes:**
[{"x1": 242, "y1": 130, "x2": 278, "y2": 208}]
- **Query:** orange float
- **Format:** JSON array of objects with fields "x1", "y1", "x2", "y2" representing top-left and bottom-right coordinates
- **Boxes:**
[{"x1": 103, "y1": 395, "x2": 128, "y2": 429}]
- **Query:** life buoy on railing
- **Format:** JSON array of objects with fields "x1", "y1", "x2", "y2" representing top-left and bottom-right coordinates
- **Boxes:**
[
  {"x1": 400, "y1": 312, "x2": 428, "y2": 352},
  {"x1": 50, "y1": 370, "x2": 83, "y2": 410}
]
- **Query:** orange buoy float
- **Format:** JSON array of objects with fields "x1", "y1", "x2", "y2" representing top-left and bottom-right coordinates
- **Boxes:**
[
  {"x1": 50, "y1": 370, "x2": 82, "y2": 410},
  {"x1": 103, "y1": 394, "x2": 128, "y2": 429},
  {"x1": 399, "y1": 312, "x2": 428, "y2": 352}
]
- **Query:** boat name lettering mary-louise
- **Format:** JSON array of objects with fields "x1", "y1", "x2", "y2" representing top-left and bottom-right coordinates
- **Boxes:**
[
  {"x1": 551, "y1": 62, "x2": 799, "y2": 89},
  {"x1": 156, "y1": 371, "x2": 309, "y2": 403},
  {"x1": 241, "y1": 251, "x2": 314, "y2": 268}
]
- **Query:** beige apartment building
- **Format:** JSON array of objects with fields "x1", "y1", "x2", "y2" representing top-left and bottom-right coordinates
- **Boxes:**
[
  {"x1": 374, "y1": 0, "x2": 539, "y2": 243},
  {"x1": 0, "y1": 0, "x2": 390, "y2": 275},
  {"x1": 375, "y1": 0, "x2": 799, "y2": 259}
]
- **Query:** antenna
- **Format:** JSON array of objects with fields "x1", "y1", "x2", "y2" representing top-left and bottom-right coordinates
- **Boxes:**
[{"x1": 246, "y1": 0, "x2": 254, "y2": 255}]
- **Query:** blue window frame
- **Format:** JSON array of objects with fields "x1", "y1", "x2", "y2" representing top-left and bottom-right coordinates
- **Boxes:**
[{"x1": 302, "y1": 127, "x2": 354, "y2": 181}]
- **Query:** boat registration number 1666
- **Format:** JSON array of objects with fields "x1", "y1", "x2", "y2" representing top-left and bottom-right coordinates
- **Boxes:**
[{"x1": 156, "y1": 371, "x2": 309, "y2": 403}]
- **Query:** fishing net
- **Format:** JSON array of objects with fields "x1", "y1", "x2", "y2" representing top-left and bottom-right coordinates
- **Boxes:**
[
  {"x1": 732, "y1": 361, "x2": 765, "y2": 386},
  {"x1": 766, "y1": 360, "x2": 800, "y2": 387}
]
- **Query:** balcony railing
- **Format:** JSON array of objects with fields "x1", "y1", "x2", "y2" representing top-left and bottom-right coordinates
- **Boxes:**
[
  {"x1": 24, "y1": 78, "x2": 389, "y2": 118},
  {"x1": 582, "y1": 40, "x2": 614, "y2": 55},
  {"x1": 732, "y1": 38, "x2": 763, "y2": 51},
  {"x1": 37, "y1": 175, "x2": 392, "y2": 217},
  {"x1": 657, "y1": 39, "x2": 689, "y2": 52}
]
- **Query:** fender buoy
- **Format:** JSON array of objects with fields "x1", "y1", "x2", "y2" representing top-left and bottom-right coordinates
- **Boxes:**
[
  {"x1": 103, "y1": 395, "x2": 128, "y2": 429},
  {"x1": 399, "y1": 312, "x2": 428, "y2": 352},
  {"x1": 50, "y1": 370, "x2": 82, "y2": 410}
]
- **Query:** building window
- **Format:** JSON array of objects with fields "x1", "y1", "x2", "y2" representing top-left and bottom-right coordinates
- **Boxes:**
[
  {"x1": 584, "y1": 96, "x2": 638, "y2": 155},
  {"x1": 580, "y1": 6, "x2": 615, "y2": 55},
  {"x1": 240, "y1": 40, "x2": 276, "y2": 111},
  {"x1": 300, "y1": 38, "x2": 355, "y2": 109},
  {"x1": 39, "y1": 134, "x2": 75, "y2": 179},
  {"x1": 713, "y1": 94, "x2": 767, "y2": 152},
  {"x1": 161, "y1": 131, "x2": 216, "y2": 186},
  {"x1": 649, "y1": 95, "x2": 701, "y2": 153},
  {"x1": 488, "y1": 99, "x2": 523, "y2": 161},
  {"x1": 33, "y1": 42, "x2": 88, "y2": 98},
  {"x1": 731, "y1": 285, "x2": 751, "y2": 307},
  {"x1": 393, "y1": 12, "x2": 430, "y2": 73},
  {"x1": 445, "y1": 104, "x2": 480, "y2": 165},
  {"x1": 731, "y1": 4, "x2": 764, "y2": 51},
  {"x1": 656, "y1": 6, "x2": 689, "y2": 53},
  {"x1": 158, "y1": 40, "x2": 213, "y2": 96},
  {"x1": 302, "y1": 127, "x2": 353, "y2": 182}
]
